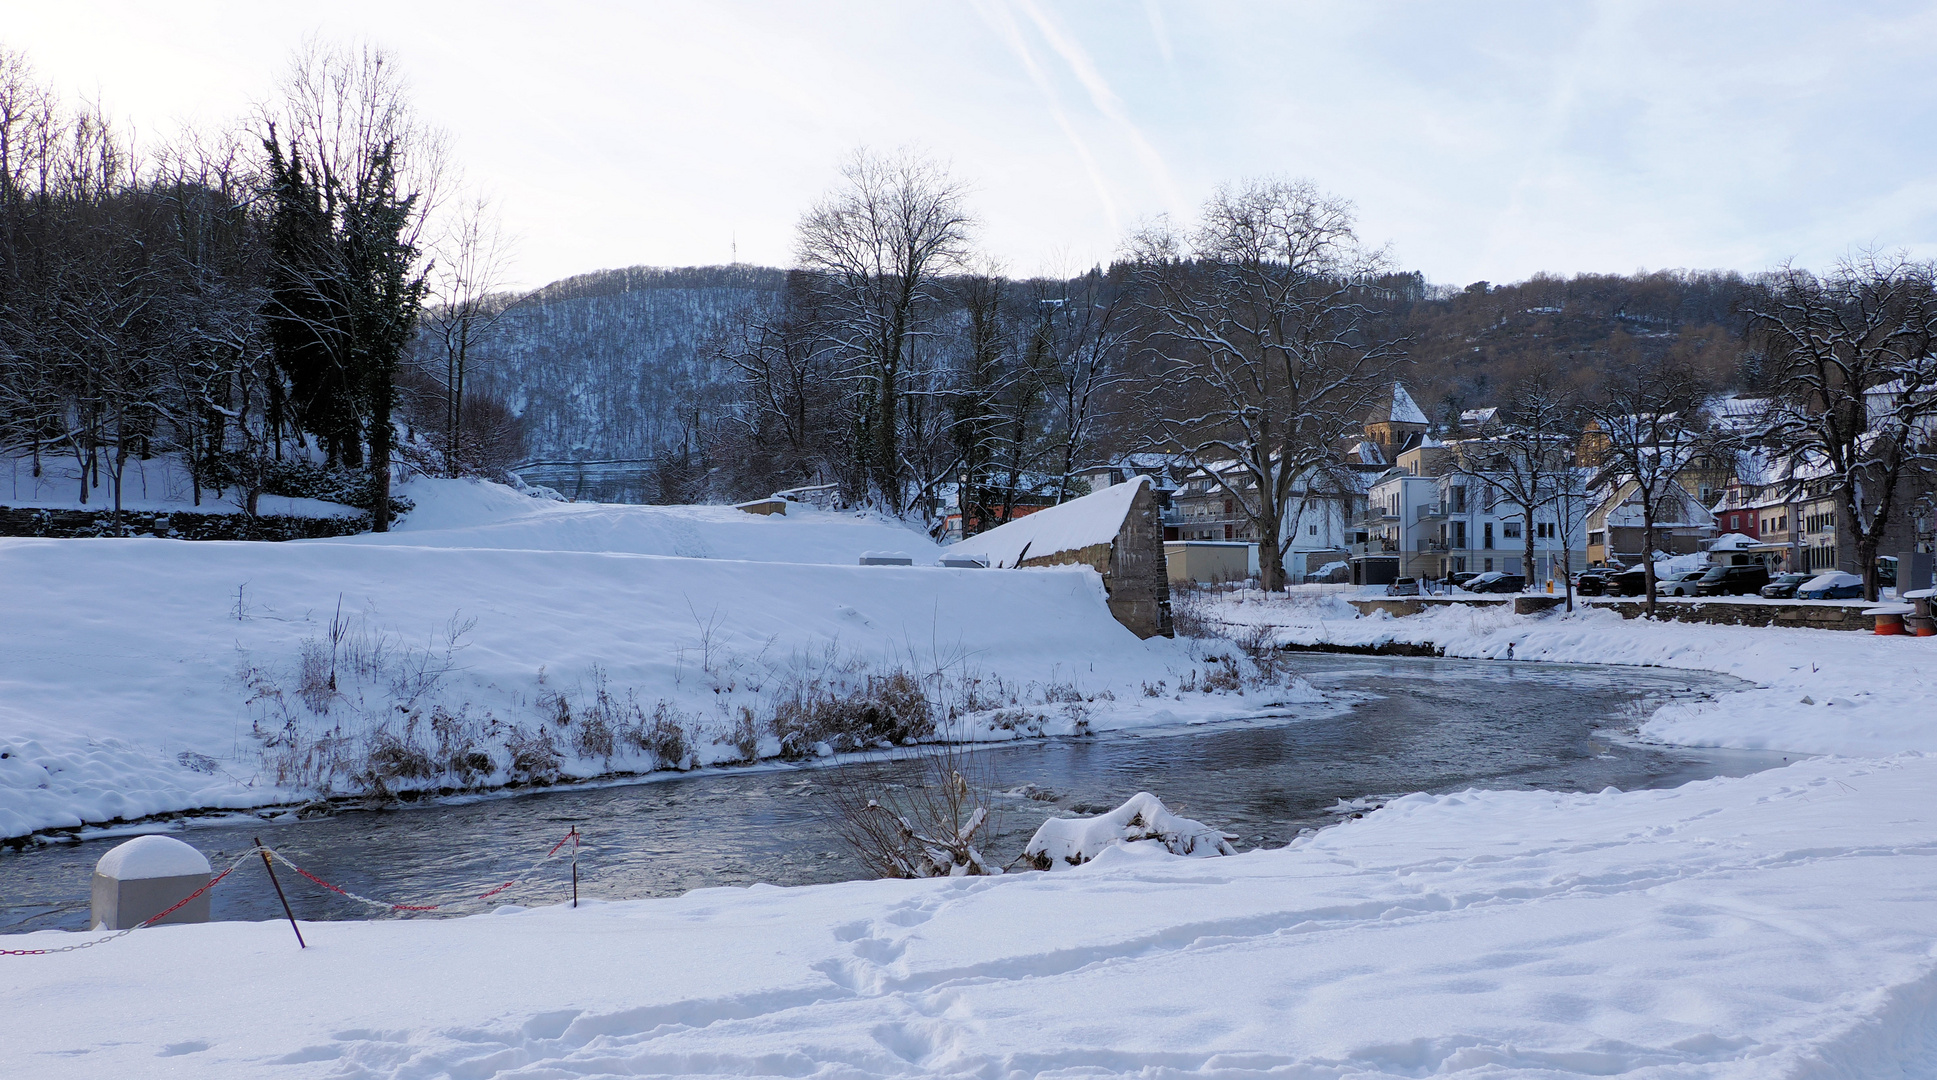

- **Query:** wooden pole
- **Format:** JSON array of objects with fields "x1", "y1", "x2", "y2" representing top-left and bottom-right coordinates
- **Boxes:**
[
  {"x1": 570, "y1": 826, "x2": 579, "y2": 908},
  {"x1": 255, "y1": 836, "x2": 306, "y2": 949}
]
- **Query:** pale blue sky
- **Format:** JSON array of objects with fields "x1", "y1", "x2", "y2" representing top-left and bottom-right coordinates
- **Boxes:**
[{"x1": 6, "y1": 1, "x2": 1934, "y2": 289}]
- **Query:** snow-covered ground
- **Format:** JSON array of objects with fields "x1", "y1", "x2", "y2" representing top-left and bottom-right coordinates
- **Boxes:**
[
  {"x1": 8, "y1": 531, "x2": 1937, "y2": 1077},
  {"x1": 0, "y1": 479, "x2": 1315, "y2": 840},
  {"x1": 5, "y1": 753, "x2": 1931, "y2": 1078}
]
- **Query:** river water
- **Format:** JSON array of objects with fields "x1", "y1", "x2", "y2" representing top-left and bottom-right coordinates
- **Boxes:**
[{"x1": 0, "y1": 654, "x2": 1792, "y2": 932}]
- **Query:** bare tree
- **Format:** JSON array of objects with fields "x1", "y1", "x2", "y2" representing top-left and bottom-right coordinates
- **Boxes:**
[
  {"x1": 1583, "y1": 359, "x2": 1724, "y2": 616},
  {"x1": 1744, "y1": 253, "x2": 1937, "y2": 600},
  {"x1": 1036, "y1": 270, "x2": 1131, "y2": 503},
  {"x1": 713, "y1": 271, "x2": 848, "y2": 497},
  {"x1": 1130, "y1": 178, "x2": 1408, "y2": 590},
  {"x1": 423, "y1": 194, "x2": 513, "y2": 476},
  {"x1": 1451, "y1": 375, "x2": 1582, "y2": 596},
  {"x1": 794, "y1": 148, "x2": 972, "y2": 511}
]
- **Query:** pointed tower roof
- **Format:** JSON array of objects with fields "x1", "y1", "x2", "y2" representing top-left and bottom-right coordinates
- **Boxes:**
[
  {"x1": 1389, "y1": 383, "x2": 1428, "y2": 426},
  {"x1": 1369, "y1": 382, "x2": 1428, "y2": 427}
]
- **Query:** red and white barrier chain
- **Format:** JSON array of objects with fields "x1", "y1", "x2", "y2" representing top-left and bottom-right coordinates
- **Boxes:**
[
  {"x1": 262, "y1": 828, "x2": 580, "y2": 914},
  {"x1": 0, "y1": 848, "x2": 262, "y2": 956},
  {"x1": 1, "y1": 828, "x2": 583, "y2": 956}
]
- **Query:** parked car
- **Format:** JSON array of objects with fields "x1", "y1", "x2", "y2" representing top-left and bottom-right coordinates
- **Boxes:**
[
  {"x1": 1573, "y1": 568, "x2": 1616, "y2": 596},
  {"x1": 1694, "y1": 564, "x2": 1772, "y2": 596},
  {"x1": 1797, "y1": 571, "x2": 1864, "y2": 600},
  {"x1": 1466, "y1": 572, "x2": 1526, "y2": 594},
  {"x1": 1661, "y1": 570, "x2": 1708, "y2": 597},
  {"x1": 1605, "y1": 567, "x2": 1651, "y2": 596},
  {"x1": 1449, "y1": 571, "x2": 1483, "y2": 590},
  {"x1": 1760, "y1": 572, "x2": 1814, "y2": 599},
  {"x1": 1388, "y1": 576, "x2": 1421, "y2": 597}
]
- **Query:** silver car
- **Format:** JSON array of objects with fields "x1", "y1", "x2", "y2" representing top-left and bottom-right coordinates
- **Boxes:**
[{"x1": 1663, "y1": 570, "x2": 1708, "y2": 597}]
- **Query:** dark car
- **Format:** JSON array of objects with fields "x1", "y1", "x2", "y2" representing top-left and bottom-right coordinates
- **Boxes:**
[
  {"x1": 1661, "y1": 570, "x2": 1708, "y2": 597},
  {"x1": 1797, "y1": 571, "x2": 1864, "y2": 600},
  {"x1": 1605, "y1": 567, "x2": 1651, "y2": 596},
  {"x1": 1466, "y1": 572, "x2": 1527, "y2": 594},
  {"x1": 1694, "y1": 564, "x2": 1770, "y2": 596},
  {"x1": 1449, "y1": 571, "x2": 1483, "y2": 590},
  {"x1": 1573, "y1": 568, "x2": 1616, "y2": 596},
  {"x1": 1760, "y1": 572, "x2": 1814, "y2": 599}
]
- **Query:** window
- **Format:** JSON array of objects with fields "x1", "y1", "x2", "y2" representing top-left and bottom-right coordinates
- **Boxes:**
[
  {"x1": 1503, "y1": 522, "x2": 1523, "y2": 539},
  {"x1": 1484, "y1": 558, "x2": 1494, "y2": 571},
  {"x1": 1224, "y1": 524, "x2": 1233, "y2": 540},
  {"x1": 1537, "y1": 522, "x2": 1556, "y2": 539},
  {"x1": 1450, "y1": 486, "x2": 1467, "y2": 512},
  {"x1": 1730, "y1": 514, "x2": 1740, "y2": 529},
  {"x1": 1483, "y1": 522, "x2": 1494, "y2": 549},
  {"x1": 1308, "y1": 524, "x2": 1318, "y2": 536},
  {"x1": 1224, "y1": 499, "x2": 1233, "y2": 515}
]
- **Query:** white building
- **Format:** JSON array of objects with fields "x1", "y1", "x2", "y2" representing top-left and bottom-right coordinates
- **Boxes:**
[{"x1": 1351, "y1": 440, "x2": 1588, "y2": 586}]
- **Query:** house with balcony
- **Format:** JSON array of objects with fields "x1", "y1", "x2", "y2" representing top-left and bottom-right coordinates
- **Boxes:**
[
  {"x1": 1167, "y1": 459, "x2": 1369, "y2": 581},
  {"x1": 1350, "y1": 437, "x2": 1588, "y2": 586}
]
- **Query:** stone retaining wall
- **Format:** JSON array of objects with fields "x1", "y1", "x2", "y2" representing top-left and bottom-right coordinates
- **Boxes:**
[
  {"x1": 1349, "y1": 595, "x2": 1566, "y2": 618},
  {"x1": 1587, "y1": 598, "x2": 1877, "y2": 632},
  {"x1": 0, "y1": 506, "x2": 371, "y2": 541}
]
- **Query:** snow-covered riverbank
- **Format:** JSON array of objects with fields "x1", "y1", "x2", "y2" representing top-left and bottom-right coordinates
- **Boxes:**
[
  {"x1": 5, "y1": 751, "x2": 1931, "y2": 1078},
  {"x1": 8, "y1": 554, "x2": 1937, "y2": 1077},
  {"x1": 0, "y1": 480, "x2": 1316, "y2": 841}
]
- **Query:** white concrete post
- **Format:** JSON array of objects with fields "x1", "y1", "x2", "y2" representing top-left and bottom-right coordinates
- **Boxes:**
[{"x1": 90, "y1": 835, "x2": 212, "y2": 930}]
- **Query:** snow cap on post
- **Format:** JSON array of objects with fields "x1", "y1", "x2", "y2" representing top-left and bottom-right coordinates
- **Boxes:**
[
  {"x1": 95, "y1": 834, "x2": 211, "y2": 880},
  {"x1": 91, "y1": 835, "x2": 214, "y2": 930}
]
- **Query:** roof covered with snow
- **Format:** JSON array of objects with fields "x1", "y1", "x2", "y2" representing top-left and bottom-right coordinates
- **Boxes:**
[
  {"x1": 1370, "y1": 383, "x2": 1430, "y2": 427},
  {"x1": 947, "y1": 477, "x2": 1148, "y2": 568}
]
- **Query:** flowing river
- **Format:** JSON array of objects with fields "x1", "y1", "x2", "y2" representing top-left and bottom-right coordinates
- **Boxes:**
[{"x1": 0, "y1": 654, "x2": 1793, "y2": 932}]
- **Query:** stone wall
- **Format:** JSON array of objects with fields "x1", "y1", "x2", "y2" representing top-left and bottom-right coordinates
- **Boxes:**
[
  {"x1": 1018, "y1": 480, "x2": 1173, "y2": 639},
  {"x1": 0, "y1": 506, "x2": 371, "y2": 541},
  {"x1": 1588, "y1": 598, "x2": 1877, "y2": 632},
  {"x1": 1346, "y1": 593, "x2": 1877, "y2": 631}
]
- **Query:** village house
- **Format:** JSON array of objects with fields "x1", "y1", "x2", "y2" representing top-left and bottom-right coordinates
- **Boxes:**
[{"x1": 1351, "y1": 436, "x2": 1588, "y2": 585}]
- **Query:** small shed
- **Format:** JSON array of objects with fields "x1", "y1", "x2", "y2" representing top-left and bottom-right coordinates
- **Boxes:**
[
  {"x1": 945, "y1": 477, "x2": 1172, "y2": 638},
  {"x1": 1164, "y1": 541, "x2": 1254, "y2": 584}
]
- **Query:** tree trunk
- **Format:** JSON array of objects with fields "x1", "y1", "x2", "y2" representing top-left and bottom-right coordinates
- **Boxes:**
[
  {"x1": 452, "y1": 325, "x2": 467, "y2": 477},
  {"x1": 370, "y1": 357, "x2": 394, "y2": 533},
  {"x1": 1641, "y1": 505, "x2": 1658, "y2": 619},
  {"x1": 1259, "y1": 502, "x2": 1285, "y2": 591},
  {"x1": 1523, "y1": 500, "x2": 1538, "y2": 593}
]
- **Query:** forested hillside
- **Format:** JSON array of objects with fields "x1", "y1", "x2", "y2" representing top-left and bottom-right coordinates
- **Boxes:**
[
  {"x1": 1395, "y1": 271, "x2": 1752, "y2": 428},
  {"x1": 480, "y1": 262, "x2": 1756, "y2": 466},
  {"x1": 470, "y1": 265, "x2": 787, "y2": 461}
]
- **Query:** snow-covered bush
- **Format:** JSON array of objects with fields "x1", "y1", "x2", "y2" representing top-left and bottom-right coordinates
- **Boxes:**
[
  {"x1": 1024, "y1": 793, "x2": 1237, "y2": 870},
  {"x1": 824, "y1": 745, "x2": 1001, "y2": 878}
]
